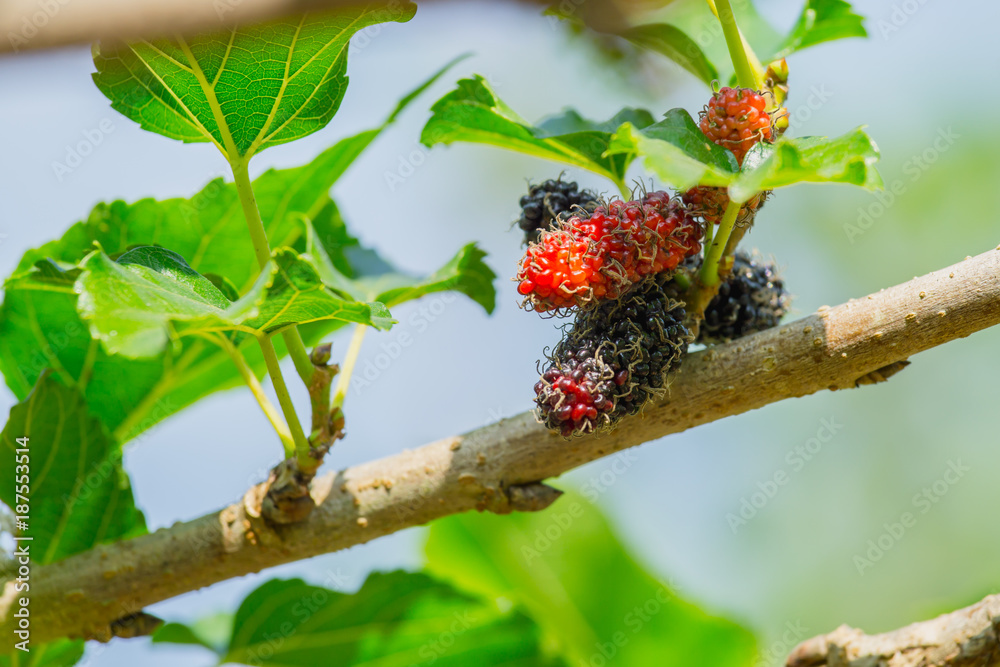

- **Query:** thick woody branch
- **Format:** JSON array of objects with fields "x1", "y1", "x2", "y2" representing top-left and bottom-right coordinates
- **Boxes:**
[
  {"x1": 787, "y1": 594, "x2": 1000, "y2": 666},
  {"x1": 3, "y1": 247, "x2": 1000, "y2": 643},
  {"x1": 0, "y1": 0, "x2": 628, "y2": 55}
]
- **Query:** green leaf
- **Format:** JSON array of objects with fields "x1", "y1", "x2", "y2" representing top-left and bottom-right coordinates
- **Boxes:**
[
  {"x1": 153, "y1": 613, "x2": 233, "y2": 653},
  {"x1": 75, "y1": 246, "x2": 392, "y2": 358},
  {"x1": 421, "y1": 75, "x2": 654, "y2": 188},
  {"x1": 425, "y1": 491, "x2": 757, "y2": 667},
  {"x1": 618, "y1": 23, "x2": 719, "y2": 86},
  {"x1": 153, "y1": 571, "x2": 562, "y2": 667},
  {"x1": 92, "y1": 3, "x2": 417, "y2": 160},
  {"x1": 0, "y1": 374, "x2": 146, "y2": 565},
  {"x1": 774, "y1": 0, "x2": 867, "y2": 58},
  {"x1": 606, "y1": 109, "x2": 739, "y2": 190},
  {"x1": 0, "y1": 63, "x2": 466, "y2": 443},
  {"x1": 0, "y1": 640, "x2": 85, "y2": 666},
  {"x1": 729, "y1": 128, "x2": 883, "y2": 202},
  {"x1": 606, "y1": 111, "x2": 881, "y2": 202},
  {"x1": 307, "y1": 227, "x2": 496, "y2": 313}
]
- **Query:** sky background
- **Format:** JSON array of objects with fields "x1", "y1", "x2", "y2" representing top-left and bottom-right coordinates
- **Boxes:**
[{"x1": 2, "y1": 0, "x2": 1000, "y2": 664}]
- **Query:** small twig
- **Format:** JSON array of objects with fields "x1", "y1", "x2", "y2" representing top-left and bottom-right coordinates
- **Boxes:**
[{"x1": 787, "y1": 593, "x2": 1000, "y2": 666}]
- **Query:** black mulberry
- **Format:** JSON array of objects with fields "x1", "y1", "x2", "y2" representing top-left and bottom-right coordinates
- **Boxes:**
[
  {"x1": 699, "y1": 251, "x2": 790, "y2": 343},
  {"x1": 517, "y1": 178, "x2": 598, "y2": 244},
  {"x1": 534, "y1": 277, "x2": 692, "y2": 436}
]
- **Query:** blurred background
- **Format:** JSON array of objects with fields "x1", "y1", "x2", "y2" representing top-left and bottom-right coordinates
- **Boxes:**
[{"x1": 2, "y1": 0, "x2": 1000, "y2": 664}]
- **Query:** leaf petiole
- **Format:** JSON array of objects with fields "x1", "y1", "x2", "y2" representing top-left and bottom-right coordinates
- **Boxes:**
[
  {"x1": 212, "y1": 334, "x2": 295, "y2": 458},
  {"x1": 332, "y1": 324, "x2": 369, "y2": 409}
]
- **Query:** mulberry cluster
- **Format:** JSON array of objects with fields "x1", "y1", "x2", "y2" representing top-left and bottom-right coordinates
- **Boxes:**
[
  {"x1": 516, "y1": 191, "x2": 702, "y2": 313},
  {"x1": 516, "y1": 179, "x2": 598, "y2": 244},
  {"x1": 535, "y1": 277, "x2": 692, "y2": 436},
  {"x1": 699, "y1": 251, "x2": 790, "y2": 343}
]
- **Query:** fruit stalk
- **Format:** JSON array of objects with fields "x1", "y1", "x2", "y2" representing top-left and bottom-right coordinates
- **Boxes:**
[{"x1": 713, "y1": 0, "x2": 762, "y2": 90}]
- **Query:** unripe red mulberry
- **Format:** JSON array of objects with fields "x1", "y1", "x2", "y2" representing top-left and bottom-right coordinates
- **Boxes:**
[
  {"x1": 516, "y1": 192, "x2": 702, "y2": 313},
  {"x1": 699, "y1": 87, "x2": 774, "y2": 165}
]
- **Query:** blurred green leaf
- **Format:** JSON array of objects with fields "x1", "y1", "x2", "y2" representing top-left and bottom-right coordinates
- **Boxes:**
[
  {"x1": 774, "y1": 0, "x2": 867, "y2": 59},
  {"x1": 425, "y1": 491, "x2": 757, "y2": 667},
  {"x1": 0, "y1": 64, "x2": 472, "y2": 443},
  {"x1": 421, "y1": 75, "x2": 654, "y2": 189},
  {"x1": 154, "y1": 571, "x2": 562, "y2": 666},
  {"x1": 619, "y1": 24, "x2": 719, "y2": 86},
  {"x1": 153, "y1": 613, "x2": 233, "y2": 653},
  {"x1": 92, "y1": 3, "x2": 416, "y2": 159},
  {"x1": 0, "y1": 639, "x2": 85, "y2": 666},
  {"x1": 0, "y1": 374, "x2": 146, "y2": 565},
  {"x1": 75, "y1": 246, "x2": 392, "y2": 358}
]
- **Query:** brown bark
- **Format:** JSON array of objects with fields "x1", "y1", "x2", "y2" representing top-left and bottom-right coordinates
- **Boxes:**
[
  {"x1": 2, "y1": 246, "x2": 999, "y2": 644},
  {"x1": 0, "y1": 0, "x2": 628, "y2": 54},
  {"x1": 787, "y1": 594, "x2": 1000, "y2": 666}
]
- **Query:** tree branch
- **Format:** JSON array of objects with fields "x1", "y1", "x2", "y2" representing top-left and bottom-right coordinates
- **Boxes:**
[
  {"x1": 4, "y1": 247, "x2": 1000, "y2": 643},
  {"x1": 787, "y1": 594, "x2": 1000, "y2": 666},
  {"x1": 0, "y1": 0, "x2": 628, "y2": 55}
]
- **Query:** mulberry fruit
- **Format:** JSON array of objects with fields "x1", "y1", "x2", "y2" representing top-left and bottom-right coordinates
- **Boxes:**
[
  {"x1": 517, "y1": 179, "x2": 598, "y2": 244},
  {"x1": 699, "y1": 251, "x2": 790, "y2": 343},
  {"x1": 699, "y1": 87, "x2": 774, "y2": 165},
  {"x1": 535, "y1": 277, "x2": 692, "y2": 436},
  {"x1": 516, "y1": 192, "x2": 702, "y2": 312}
]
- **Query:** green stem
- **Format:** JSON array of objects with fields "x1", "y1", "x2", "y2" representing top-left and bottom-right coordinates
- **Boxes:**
[
  {"x1": 282, "y1": 328, "x2": 315, "y2": 385},
  {"x1": 231, "y1": 158, "x2": 310, "y2": 461},
  {"x1": 699, "y1": 200, "x2": 741, "y2": 287},
  {"x1": 233, "y1": 160, "x2": 314, "y2": 385},
  {"x1": 258, "y1": 335, "x2": 310, "y2": 461},
  {"x1": 332, "y1": 324, "x2": 368, "y2": 408},
  {"x1": 232, "y1": 160, "x2": 272, "y2": 271},
  {"x1": 214, "y1": 335, "x2": 295, "y2": 457},
  {"x1": 713, "y1": 0, "x2": 759, "y2": 90}
]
